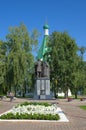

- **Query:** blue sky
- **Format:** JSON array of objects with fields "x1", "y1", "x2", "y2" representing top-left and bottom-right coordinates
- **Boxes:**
[{"x1": 0, "y1": 0, "x2": 86, "y2": 60}]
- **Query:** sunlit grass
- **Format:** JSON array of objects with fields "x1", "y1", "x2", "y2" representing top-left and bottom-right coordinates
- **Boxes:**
[{"x1": 80, "y1": 106, "x2": 86, "y2": 110}]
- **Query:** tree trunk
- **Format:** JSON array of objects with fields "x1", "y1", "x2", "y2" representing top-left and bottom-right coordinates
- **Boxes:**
[
  {"x1": 22, "y1": 87, "x2": 25, "y2": 97},
  {"x1": 14, "y1": 85, "x2": 16, "y2": 97},
  {"x1": 22, "y1": 92, "x2": 25, "y2": 97},
  {"x1": 75, "y1": 91, "x2": 77, "y2": 99},
  {"x1": 64, "y1": 90, "x2": 68, "y2": 99}
]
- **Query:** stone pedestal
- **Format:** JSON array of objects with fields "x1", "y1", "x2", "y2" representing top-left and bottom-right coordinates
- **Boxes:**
[{"x1": 34, "y1": 77, "x2": 51, "y2": 99}]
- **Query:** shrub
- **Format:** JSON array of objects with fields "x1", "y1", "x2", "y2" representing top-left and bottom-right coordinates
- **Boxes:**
[
  {"x1": 20, "y1": 102, "x2": 51, "y2": 107},
  {"x1": 0, "y1": 113, "x2": 60, "y2": 120}
]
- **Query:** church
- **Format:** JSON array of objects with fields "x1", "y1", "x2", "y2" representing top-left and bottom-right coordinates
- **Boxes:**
[{"x1": 34, "y1": 23, "x2": 72, "y2": 99}]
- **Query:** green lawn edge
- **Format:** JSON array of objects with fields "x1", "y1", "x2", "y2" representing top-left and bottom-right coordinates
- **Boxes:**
[{"x1": 79, "y1": 106, "x2": 86, "y2": 110}]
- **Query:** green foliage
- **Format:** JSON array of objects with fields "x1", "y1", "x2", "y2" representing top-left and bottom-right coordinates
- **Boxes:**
[
  {"x1": 0, "y1": 23, "x2": 39, "y2": 95},
  {"x1": 72, "y1": 50, "x2": 86, "y2": 98},
  {"x1": 47, "y1": 31, "x2": 78, "y2": 97},
  {"x1": 80, "y1": 106, "x2": 86, "y2": 110},
  {"x1": 0, "y1": 41, "x2": 7, "y2": 93},
  {"x1": 18, "y1": 101, "x2": 51, "y2": 107},
  {"x1": 0, "y1": 112, "x2": 60, "y2": 120},
  {"x1": 47, "y1": 31, "x2": 86, "y2": 98}
]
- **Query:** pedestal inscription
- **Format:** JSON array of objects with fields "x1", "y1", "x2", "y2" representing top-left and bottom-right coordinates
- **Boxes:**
[
  {"x1": 46, "y1": 80, "x2": 50, "y2": 95},
  {"x1": 34, "y1": 77, "x2": 51, "y2": 99},
  {"x1": 37, "y1": 80, "x2": 40, "y2": 95}
]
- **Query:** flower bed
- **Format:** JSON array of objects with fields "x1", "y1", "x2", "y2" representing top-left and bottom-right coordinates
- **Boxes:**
[{"x1": 0, "y1": 102, "x2": 60, "y2": 120}]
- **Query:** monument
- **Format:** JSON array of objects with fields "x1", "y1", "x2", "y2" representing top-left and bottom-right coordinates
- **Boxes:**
[{"x1": 34, "y1": 24, "x2": 52, "y2": 99}]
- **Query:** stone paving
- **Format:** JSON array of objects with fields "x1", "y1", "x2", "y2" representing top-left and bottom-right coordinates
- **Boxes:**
[{"x1": 0, "y1": 98, "x2": 86, "y2": 130}]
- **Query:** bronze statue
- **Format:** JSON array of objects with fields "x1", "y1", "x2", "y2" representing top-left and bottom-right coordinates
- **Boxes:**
[
  {"x1": 35, "y1": 59, "x2": 50, "y2": 78},
  {"x1": 42, "y1": 61, "x2": 50, "y2": 78},
  {"x1": 35, "y1": 59, "x2": 42, "y2": 77}
]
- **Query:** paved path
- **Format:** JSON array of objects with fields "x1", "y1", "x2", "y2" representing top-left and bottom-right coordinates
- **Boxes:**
[{"x1": 0, "y1": 98, "x2": 86, "y2": 130}]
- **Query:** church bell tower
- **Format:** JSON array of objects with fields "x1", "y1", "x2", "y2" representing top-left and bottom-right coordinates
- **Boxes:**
[{"x1": 37, "y1": 24, "x2": 49, "y2": 61}]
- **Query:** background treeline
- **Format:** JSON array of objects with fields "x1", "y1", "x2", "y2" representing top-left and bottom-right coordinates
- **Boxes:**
[
  {"x1": 0, "y1": 23, "x2": 38, "y2": 97},
  {"x1": 46, "y1": 31, "x2": 86, "y2": 98},
  {"x1": 0, "y1": 23, "x2": 86, "y2": 98}
]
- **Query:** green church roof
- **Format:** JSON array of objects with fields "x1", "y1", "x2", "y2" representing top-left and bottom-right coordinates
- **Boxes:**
[
  {"x1": 36, "y1": 24, "x2": 50, "y2": 61},
  {"x1": 37, "y1": 35, "x2": 49, "y2": 61}
]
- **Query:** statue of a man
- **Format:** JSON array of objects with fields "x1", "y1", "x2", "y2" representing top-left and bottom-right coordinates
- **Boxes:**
[
  {"x1": 35, "y1": 59, "x2": 42, "y2": 78},
  {"x1": 42, "y1": 61, "x2": 50, "y2": 78}
]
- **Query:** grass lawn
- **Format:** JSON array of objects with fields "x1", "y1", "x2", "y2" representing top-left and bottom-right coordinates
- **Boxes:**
[{"x1": 80, "y1": 106, "x2": 86, "y2": 110}]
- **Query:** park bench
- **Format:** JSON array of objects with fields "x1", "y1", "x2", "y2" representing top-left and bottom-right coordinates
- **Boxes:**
[
  {"x1": 0, "y1": 95, "x2": 3, "y2": 100},
  {"x1": 68, "y1": 98, "x2": 74, "y2": 102},
  {"x1": 80, "y1": 98, "x2": 86, "y2": 101}
]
